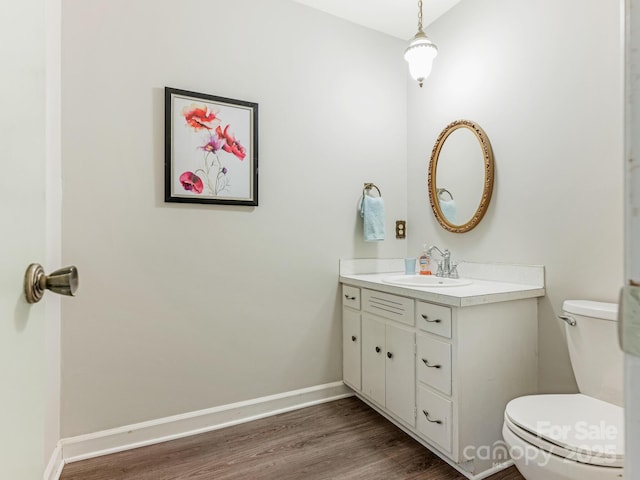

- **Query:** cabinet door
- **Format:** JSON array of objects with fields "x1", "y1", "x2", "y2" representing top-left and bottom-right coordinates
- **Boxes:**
[
  {"x1": 342, "y1": 308, "x2": 361, "y2": 390},
  {"x1": 385, "y1": 324, "x2": 416, "y2": 427},
  {"x1": 362, "y1": 314, "x2": 386, "y2": 407}
]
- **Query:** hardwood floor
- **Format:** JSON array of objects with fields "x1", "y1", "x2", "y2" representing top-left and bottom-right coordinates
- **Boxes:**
[{"x1": 60, "y1": 397, "x2": 524, "y2": 480}]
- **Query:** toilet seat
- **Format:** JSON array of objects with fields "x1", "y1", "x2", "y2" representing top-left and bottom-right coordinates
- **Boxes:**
[{"x1": 504, "y1": 394, "x2": 624, "y2": 468}]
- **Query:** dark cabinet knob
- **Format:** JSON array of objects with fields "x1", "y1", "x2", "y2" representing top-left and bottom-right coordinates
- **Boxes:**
[
  {"x1": 351, "y1": 335, "x2": 357, "y2": 342},
  {"x1": 375, "y1": 346, "x2": 381, "y2": 353},
  {"x1": 387, "y1": 352, "x2": 393, "y2": 359}
]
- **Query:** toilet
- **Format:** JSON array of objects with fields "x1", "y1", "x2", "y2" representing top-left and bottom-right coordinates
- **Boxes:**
[{"x1": 502, "y1": 300, "x2": 624, "y2": 480}]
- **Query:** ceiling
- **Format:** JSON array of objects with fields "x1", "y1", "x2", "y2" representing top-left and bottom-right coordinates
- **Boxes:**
[{"x1": 291, "y1": 0, "x2": 462, "y2": 40}]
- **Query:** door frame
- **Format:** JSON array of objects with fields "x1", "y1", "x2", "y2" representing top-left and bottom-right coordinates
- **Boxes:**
[
  {"x1": 624, "y1": 0, "x2": 640, "y2": 477},
  {"x1": 44, "y1": 0, "x2": 62, "y2": 475}
]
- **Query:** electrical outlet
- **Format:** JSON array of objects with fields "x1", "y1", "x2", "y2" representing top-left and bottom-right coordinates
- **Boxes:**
[{"x1": 395, "y1": 220, "x2": 406, "y2": 239}]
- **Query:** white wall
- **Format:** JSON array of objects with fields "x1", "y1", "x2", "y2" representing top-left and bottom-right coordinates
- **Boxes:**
[
  {"x1": 408, "y1": 0, "x2": 624, "y2": 392},
  {"x1": 61, "y1": 0, "x2": 408, "y2": 436}
]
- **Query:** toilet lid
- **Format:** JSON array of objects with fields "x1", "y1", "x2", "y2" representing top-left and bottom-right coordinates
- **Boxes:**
[{"x1": 505, "y1": 394, "x2": 624, "y2": 466}]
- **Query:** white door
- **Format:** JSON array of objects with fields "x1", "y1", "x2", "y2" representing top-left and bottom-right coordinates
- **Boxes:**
[
  {"x1": 0, "y1": 0, "x2": 56, "y2": 478},
  {"x1": 625, "y1": 1, "x2": 640, "y2": 478}
]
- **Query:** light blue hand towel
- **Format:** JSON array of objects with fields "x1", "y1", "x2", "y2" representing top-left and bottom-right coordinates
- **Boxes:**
[
  {"x1": 360, "y1": 195, "x2": 385, "y2": 242},
  {"x1": 439, "y1": 199, "x2": 458, "y2": 224}
]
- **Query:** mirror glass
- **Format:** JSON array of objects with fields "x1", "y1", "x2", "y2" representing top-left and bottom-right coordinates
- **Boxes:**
[{"x1": 428, "y1": 120, "x2": 494, "y2": 233}]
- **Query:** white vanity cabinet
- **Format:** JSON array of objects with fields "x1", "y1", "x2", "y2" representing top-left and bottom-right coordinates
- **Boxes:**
[{"x1": 341, "y1": 282, "x2": 539, "y2": 479}]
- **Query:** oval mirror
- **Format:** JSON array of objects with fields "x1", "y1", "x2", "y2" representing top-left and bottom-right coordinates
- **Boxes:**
[{"x1": 428, "y1": 119, "x2": 494, "y2": 233}]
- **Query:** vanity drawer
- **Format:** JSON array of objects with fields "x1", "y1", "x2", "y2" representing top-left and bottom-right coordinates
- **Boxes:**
[
  {"x1": 416, "y1": 301, "x2": 452, "y2": 338},
  {"x1": 417, "y1": 386, "x2": 453, "y2": 453},
  {"x1": 417, "y1": 334, "x2": 452, "y2": 396},
  {"x1": 362, "y1": 289, "x2": 414, "y2": 326},
  {"x1": 342, "y1": 285, "x2": 361, "y2": 310}
]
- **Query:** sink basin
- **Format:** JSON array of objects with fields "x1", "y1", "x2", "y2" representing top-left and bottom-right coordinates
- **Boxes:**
[{"x1": 382, "y1": 275, "x2": 472, "y2": 288}]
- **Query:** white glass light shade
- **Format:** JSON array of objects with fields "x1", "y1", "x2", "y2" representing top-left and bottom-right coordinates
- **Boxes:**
[{"x1": 404, "y1": 31, "x2": 438, "y2": 87}]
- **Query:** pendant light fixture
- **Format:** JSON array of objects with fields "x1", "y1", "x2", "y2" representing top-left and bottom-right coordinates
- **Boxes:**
[{"x1": 404, "y1": 0, "x2": 438, "y2": 87}]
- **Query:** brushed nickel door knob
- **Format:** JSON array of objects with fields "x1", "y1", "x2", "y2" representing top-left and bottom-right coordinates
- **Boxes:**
[{"x1": 24, "y1": 263, "x2": 79, "y2": 304}]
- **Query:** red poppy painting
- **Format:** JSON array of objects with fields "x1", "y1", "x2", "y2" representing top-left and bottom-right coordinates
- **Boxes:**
[{"x1": 165, "y1": 87, "x2": 258, "y2": 206}]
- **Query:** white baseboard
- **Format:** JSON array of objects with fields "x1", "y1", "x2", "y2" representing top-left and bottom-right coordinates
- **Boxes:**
[
  {"x1": 61, "y1": 381, "x2": 352, "y2": 465},
  {"x1": 43, "y1": 444, "x2": 63, "y2": 480}
]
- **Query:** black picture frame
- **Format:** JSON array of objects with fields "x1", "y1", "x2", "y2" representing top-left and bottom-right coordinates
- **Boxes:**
[{"x1": 165, "y1": 87, "x2": 258, "y2": 206}]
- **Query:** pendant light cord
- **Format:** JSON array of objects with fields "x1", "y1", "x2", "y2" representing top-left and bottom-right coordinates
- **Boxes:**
[{"x1": 418, "y1": 0, "x2": 423, "y2": 32}]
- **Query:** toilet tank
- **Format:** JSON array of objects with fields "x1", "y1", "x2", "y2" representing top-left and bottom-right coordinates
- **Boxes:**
[{"x1": 563, "y1": 300, "x2": 623, "y2": 406}]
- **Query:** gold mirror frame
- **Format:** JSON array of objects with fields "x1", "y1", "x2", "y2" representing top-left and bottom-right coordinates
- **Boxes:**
[{"x1": 428, "y1": 119, "x2": 494, "y2": 233}]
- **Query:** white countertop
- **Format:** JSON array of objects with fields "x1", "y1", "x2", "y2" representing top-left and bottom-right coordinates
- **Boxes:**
[{"x1": 339, "y1": 272, "x2": 545, "y2": 307}]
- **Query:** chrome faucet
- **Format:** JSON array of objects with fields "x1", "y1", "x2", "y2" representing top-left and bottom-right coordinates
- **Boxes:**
[{"x1": 427, "y1": 245, "x2": 456, "y2": 278}]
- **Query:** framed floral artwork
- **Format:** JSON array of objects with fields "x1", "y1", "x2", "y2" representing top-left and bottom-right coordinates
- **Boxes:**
[{"x1": 165, "y1": 87, "x2": 258, "y2": 206}]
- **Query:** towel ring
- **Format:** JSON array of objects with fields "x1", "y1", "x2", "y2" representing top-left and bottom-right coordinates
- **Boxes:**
[
  {"x1": 363, "y1": 183, "x2": 382, "y2": 197},
  {"x1": 437, "y1": 188, "x2": 453, "y2": 201}
]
